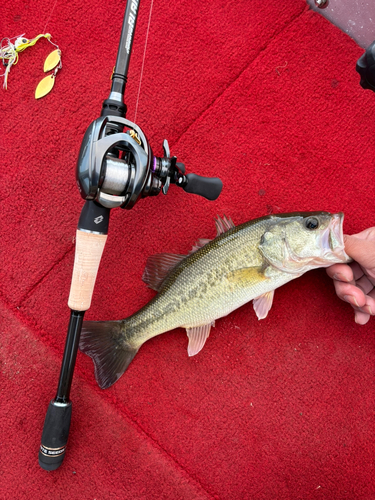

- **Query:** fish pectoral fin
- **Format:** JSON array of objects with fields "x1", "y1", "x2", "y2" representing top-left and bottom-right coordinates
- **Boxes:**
[
  {"x1": 186, "y1": 322, "x2": 215, "y2": 357},
  {"x1": 142, "y1": 253, "x2": 186, "y2": 291},
  {"x1": 253, "y1": 290, "x2": 275, "y2": 320},
  {"x1": 227, "y1": 266, "x2": 268, "y2": 285}
]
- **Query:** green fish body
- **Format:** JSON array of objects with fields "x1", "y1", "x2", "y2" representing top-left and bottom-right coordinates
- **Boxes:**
[{"x1": 80, "y1": 212, "x2": 349, "y2": 388}]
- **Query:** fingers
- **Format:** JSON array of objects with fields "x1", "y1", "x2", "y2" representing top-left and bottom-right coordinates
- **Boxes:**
[
  {"x1": 354, "y1": 310, "x2": 371, "y2": 325},
  {"x1": 326, "y1": 263, "x2": 353, "y2": 282},
  {"x1": 333, "y1": 280, "x2": 367, "y2": 309},
  {"x1": 332, "y1": 279, "x2": 375, "y2": 324},
  {"x1": 351, "y1": 262, "x2": 365, "y2": 281},
  {"x1": 344, "y1": 234, "x2": 375, "y2": 277},
  {"x1": 326, "y1": 228, "x2": 375, "y2": 324},
  {"x1": 334, "y1": 280, "x2": 375, "y2": 313},
  {"x1": 356, "y1": 274, "x2": 374, "y2": 295},
  {"x1": 366, "y1": 289, "x2": 375, "y2": 315}
]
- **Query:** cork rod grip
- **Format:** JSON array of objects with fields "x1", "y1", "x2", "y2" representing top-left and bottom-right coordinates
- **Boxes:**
[{"x1": 68, "y1": 230, "x2": 107, "y2": 311}]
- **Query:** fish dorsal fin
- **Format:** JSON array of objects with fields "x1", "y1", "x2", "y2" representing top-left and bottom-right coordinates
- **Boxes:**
[
  {"x1": 189, "y1": 238, "x2": 212, "y2": 254},
  {"x1": 253, "y1": 290, "x2": 275, "y2": 320},
  {"x1": 186, "y1": 322, "x2": 215, "y2": 356},
  {"x1": 142, "y1": 253, "x2": 186, "y2": 291},
  {"x1": 143, "y1": 215, "x2": 236, "y2": 289},
  {"x1": 215, "y1": 215, "x2": 235, "y2": 236},
  {"x1": 189, "y1": 216, "x2": 235, "y2": 254}
]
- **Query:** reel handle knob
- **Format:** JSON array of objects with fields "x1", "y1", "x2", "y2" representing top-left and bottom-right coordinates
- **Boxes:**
[{"x1": 180, "y1": 173, "x2": 223, "y2": 200}]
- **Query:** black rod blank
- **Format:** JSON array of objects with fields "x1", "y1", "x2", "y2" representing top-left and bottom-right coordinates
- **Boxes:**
[
  {"x1": 56, "y1": 310, "x2": 84, "y2": 403},
  {"x1": 112, "y1": 0, "x2": 141, "y2": 95}
]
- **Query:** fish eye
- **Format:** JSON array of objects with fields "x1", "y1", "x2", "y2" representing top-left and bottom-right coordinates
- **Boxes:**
[{"x1": 304, "y1": 217, "x2": 320, "y2": 230}]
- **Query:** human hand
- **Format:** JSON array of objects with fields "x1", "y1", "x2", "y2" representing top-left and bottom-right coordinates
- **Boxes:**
[{"x1": 326, "y1": 228, "x2": 375, "y2": 324}]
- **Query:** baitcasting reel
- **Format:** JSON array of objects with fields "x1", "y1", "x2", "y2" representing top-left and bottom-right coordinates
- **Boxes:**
[{"x1": 76, "y1": 114, "x2": 223, "y2": 211}]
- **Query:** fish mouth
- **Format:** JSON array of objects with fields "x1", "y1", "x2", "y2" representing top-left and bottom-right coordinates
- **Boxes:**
[{"x1": 321, "y1": 212, "x2": 351, "y2": 263}]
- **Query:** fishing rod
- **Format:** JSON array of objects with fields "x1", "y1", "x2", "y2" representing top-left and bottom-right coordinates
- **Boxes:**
[{"x1": 38, "y1": 0, "x2": 222, "y2": 471}]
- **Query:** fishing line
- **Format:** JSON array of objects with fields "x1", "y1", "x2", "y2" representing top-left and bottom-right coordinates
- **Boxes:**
[
  {"x1": 43, "y1": 0, "x2": 58, "y2": 33},
  {"x1": 134, "y1": 0, "x2": 154, "y2": 123}
]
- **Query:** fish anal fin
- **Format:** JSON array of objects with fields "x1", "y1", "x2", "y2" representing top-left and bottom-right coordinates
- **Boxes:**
[
  {"x1": 142, "y1": 253, "x2": 186, "y2": 291},
  {"x1": 186, "y1": 322, "x2": 215, "y2": 357},
  {"x1": 253, "y1": 290, "x2": 275, "y2": 320},
  {"x1": 227, "y1": 267, "x2": 268, "y2": 285}
]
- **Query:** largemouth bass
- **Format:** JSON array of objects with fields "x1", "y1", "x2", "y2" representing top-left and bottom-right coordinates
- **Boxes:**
[{"x1": 80, "y1": 212, "x2": 350, "y2": 389}]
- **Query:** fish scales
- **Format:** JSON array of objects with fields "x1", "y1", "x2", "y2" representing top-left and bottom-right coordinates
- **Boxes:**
[{"x1": 126, "y1": 218, "x2": 278, "y2": 346}]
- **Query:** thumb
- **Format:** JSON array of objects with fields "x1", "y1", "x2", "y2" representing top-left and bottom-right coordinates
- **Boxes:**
[{"x1": 344, "y1": 234, "x2": 375, "y2": 273}]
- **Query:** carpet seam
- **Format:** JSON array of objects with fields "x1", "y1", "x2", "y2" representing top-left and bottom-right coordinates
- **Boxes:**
[{"x1": 18, "y1": 245, "x2": 74, "y2": 307}]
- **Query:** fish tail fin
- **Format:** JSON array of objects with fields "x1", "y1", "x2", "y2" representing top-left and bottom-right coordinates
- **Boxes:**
[{"x1": 79, "y1": 320, "x2": 138, "y2": 389}]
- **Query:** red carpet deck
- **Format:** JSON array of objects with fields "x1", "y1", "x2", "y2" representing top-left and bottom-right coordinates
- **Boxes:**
[{"x1": 1, "y1": 0, "x2": 374, "y2": 498}]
